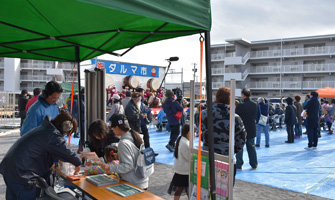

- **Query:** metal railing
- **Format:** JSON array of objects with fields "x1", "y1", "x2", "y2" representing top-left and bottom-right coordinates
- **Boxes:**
[
  {"x1": 247, "y1": 81, "x2": 335, "y2": 89},
  {"x1": 250, "y1": 46, "x2": 335, "y2": 58},
  {"x1": 20, "y1": 75, "x2": 53, "y2": 81},
  {"x1": 0, "y1": 92, "x2": 20, "y2": 128},
  {"x1": 212, "y1": 82, "x2": 225, "y2": 89},
  {"x1": 249, "y1": 63, "x2": 335, "y2": 74},
  {"x1": 212, "y1": 67, "x2": 225, "y2": 75},
  {"x1": 20, "y1": 63, "x2": 54, "y2": 69},
  {"x1": 211, "y1": 52, "x2": 235, "y2": 61}
]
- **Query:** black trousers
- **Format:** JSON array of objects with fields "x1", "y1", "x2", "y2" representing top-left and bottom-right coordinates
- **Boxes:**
[
  {"x1": 168, "y1": 124, "x2": 180, "y2": 147},
  {"x1": 141, "y1": 125, "x2": 150, "y2": 148},
  {"x1": 286, "y1": 125, "x2": 294, "y2": 142}
]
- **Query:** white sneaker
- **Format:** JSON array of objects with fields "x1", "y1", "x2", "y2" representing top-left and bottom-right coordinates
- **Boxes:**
[{"x1": 304, "y1": 147, "x2": 313, "y2": 150}]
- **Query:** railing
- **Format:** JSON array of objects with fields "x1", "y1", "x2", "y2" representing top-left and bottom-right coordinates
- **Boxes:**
[
  {"x1": 0, "y1": 62, "x2": 4, "y2": 68},
  {"x1": 302, "y1": 81, "x2": 335, "y2": 89},
  {"x1": 58, "y1": 63, "x2": 76, "y2": 69},
  {"x1": 247, "y1": 81, "x2": 281, "y2": 89},
  {"x1": 241, "y1": 67, "x2": 250, "y2": 80},
  {"x1": 64, "y1": 76, "x2": 78, "y2": 82},
  {"x1": 242, "y1": 52, "x2": 250, "y2": 64},
  {"x1": 20, "y1": 63, "x2": 54, "y2": 69},
  {"x1": 0, "y1": 74, "x2": 4, "y2": 79},
  {"x1": 212, "y1": 67, "x2": 225, "y2": 75},
  {"x1": 247, "y1": 81, "x2": 335, "y2": 90},
  {"x1": 211, "y1": 52, "x2": 236, "y2": 61},
  {"x1": 250, "y1": 46, "x2": 335, "y2": 58},
  {"x1": 20, "y1": 75, "x2": 53, "y2": 81},
  {"x1": 249, "y1": 63, "x2": 335, "y2": 74},
  {"x1": 212, "y1": 82, "x2": 225, "y2": 89}
]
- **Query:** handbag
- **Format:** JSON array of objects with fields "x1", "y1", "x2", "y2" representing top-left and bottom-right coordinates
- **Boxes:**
[
  {"x1": 322, "y1": 109, "x2": 328, "y2": 114},
  {"x1": 173, "y1": 111, "x2": 182, "y2": 120},
  {"x1": 258, "y1": 104, "x2": 268, "y2": 126}
]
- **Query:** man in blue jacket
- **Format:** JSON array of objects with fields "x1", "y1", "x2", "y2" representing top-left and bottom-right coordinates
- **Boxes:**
[
  {"x1": 20, "y1": 81, "x2": 63, "y2": 136},
  {"x1": 303, "y1": 91, "x2": 320, "y2": 149},
  {"x1": 163, "y1": 90, "x2": 183, "y2": 152}
]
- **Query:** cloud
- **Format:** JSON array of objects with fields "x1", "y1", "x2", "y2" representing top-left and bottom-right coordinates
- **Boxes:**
[{"x1": 99, "y1": 0, "x2": 335, "y2": 82}]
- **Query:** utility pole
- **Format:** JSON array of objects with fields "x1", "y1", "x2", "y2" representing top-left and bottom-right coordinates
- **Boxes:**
[{"x1": 192, "y1": 63, "x2": 197, "y2": 81}]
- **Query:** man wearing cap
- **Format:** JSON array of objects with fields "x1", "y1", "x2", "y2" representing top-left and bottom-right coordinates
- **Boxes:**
[
  {"x1": 135, "y1": 88, "x2": 153, "y2": 150},
  {"x1": 163, "y1": 89, "x2": 183, "y2": 152},
  {"x1": 107, "y1": 94, "x2": 124, "y2": 122}
]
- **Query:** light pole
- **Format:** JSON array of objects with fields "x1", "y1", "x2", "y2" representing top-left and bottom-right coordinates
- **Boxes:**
[{"x1": 192, "y1": 63, "x2": 197, "y2": 81}]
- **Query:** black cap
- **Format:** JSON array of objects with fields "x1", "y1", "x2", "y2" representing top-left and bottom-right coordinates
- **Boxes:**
[
  {"x1": 136, "y1": 88, "x2": 144, "y2": 93},
  {"x1": 110, "y1": 114, "x2": 130, "y2": 131}
]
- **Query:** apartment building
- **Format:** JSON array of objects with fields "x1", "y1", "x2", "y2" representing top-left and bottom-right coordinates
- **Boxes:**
[
  {"x1": 211, "y1": 34, "x2": 335, "y2": 98},
  {"x1": 0, "y1": 57, "x2": 77, "y2": 92}
]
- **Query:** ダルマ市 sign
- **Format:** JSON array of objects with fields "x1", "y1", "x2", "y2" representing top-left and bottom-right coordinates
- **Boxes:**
[{"x1": 91, "y1": 60, "x2": 159, "y2": 78}]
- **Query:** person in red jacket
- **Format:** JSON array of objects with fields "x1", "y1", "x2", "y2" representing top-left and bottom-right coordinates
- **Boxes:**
[{"x1": 25, "y1": 88, "x2": 41, "y2": 113}]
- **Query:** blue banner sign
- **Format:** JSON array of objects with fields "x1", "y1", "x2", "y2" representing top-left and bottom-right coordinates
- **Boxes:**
[{"x1": 91, "y1": 60, "x2": 159, "y2": 78}]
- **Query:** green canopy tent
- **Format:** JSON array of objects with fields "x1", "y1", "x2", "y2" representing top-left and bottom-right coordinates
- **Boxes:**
[
  {"x1": 60, "y1": 82, "x2": 84, "y2": 93},
  {"x1": 1, "y1": 1, "x2": 218, "y2": 198}
]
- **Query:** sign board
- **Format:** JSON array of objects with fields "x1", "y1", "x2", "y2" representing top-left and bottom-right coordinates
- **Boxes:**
[{"x1": 91, "y1": 60, "x2": 159, "y2": 78}]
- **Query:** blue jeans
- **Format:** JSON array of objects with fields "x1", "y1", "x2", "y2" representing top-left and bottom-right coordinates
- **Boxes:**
[
  {"x1": 294, "y1": 124, "x2": 302, "y2": 136},
  {"x1": 236, "y1": 137, "x2": 258, "y2": 169},
  {"x1": 4, "y1": 177, "x2": 39, "y2": 200},
  {"x1": 256, "y1": 123, "x2": 269, "y2": 145}
]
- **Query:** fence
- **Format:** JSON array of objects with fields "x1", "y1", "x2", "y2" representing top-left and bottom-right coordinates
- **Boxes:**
[{"x1": 0, "y1": 92, "x2": 20, "y2": 128}]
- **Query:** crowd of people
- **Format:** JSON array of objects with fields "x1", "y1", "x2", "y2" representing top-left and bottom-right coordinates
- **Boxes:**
[{"x1": 4, "y1": 80, "x2": 335, "y2": 199}]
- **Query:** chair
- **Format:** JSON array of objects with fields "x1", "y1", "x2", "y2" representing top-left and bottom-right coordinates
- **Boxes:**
[{"x1": 36, "y1": 177, "x2": 77, "y2": 200}]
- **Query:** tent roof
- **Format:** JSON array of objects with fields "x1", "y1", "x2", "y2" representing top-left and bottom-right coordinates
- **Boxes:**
[
  {"x1": 0, "y1": 0, "x2": 211, "y2": 62},
  {"x1": 316, "y1": 87, "x2": 335, "y2": 98},
  {"x1": 60, "y1": 82, "x2": 84, "y2": 93}
]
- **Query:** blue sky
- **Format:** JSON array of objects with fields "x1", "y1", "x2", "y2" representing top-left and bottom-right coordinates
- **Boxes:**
[{"x1": 98, "y1": 0, "x2": 335, "y2": 82}]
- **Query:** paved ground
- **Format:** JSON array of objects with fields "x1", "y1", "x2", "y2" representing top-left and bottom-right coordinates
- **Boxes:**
[{"x1": 0, "y1": 129, "x2": 330, "y2": 200}]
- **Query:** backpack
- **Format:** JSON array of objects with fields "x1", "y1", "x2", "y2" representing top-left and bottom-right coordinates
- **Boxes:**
[{"x1": 124, "y1": 140, "x2": 155, "y2": 179}]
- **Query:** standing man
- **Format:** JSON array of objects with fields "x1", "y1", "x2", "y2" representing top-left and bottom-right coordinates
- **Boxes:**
[
  {"x1": 20, "y1": 81, "x2": 63, "y2": 136},
  {"x1": 236, "y1": 88, "x2": 258, "y2": 170},
  {"x1": 163, "y1": 90, "x2": 183, "y2": 152},
  {"x1": 303, "y1": 91, "x2": 320, "y2": 150},
  {"x1": 25, "y1": 88, "x2": 41, "y2": 113},
  {"x1": 122, "y1": 91, "x2": 131, "y2": 108},
  {"x1": 125, "y1": 92, "x2": 144, "y2": 134},
  {"x1": 18, "y1": 89, "x2": 29, "y2": 127}
]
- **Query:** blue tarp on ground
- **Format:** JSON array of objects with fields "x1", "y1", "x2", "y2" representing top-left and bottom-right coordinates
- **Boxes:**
[{"x1": 66, "y1": 126, "x2": 335, "y2": 199}]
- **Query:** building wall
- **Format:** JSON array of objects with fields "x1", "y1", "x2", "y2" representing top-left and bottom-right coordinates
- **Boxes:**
[{"x1": 211, "y1": 34, "x2": 335, "y2": 98}]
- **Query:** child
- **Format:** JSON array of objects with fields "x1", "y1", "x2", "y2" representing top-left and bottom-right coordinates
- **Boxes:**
[
  {"x1": 87, "y1": 145, "x2": 119, "y2": 175},
  {"x1": 103, "y1": 145, "x2": 119, "y2": 165},
  {"x1": 168, "y1": 124, "x2": 195, "y2": 200}
]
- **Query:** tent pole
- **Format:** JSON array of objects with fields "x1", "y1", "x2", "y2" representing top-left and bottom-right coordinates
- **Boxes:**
[
  {"x1": 205, "y1": 31, "x2": 216, "y2": 200},
  {"x1": 76, "y1": 46, "x2": 84, "y2": 150}
]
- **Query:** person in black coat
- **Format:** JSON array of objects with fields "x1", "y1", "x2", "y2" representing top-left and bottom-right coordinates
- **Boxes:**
[
  {"x1": 0, "y1": 112, "x2": 81, "y2": 200},
  {"x1": 125, "y1": 92, "x2": 145, "y2": 134},
  {"x1": 284, "y1": 97, "x2": 297, "y2": 143},
  {"x1": 18, "y1": 89, "x2": 29, "y2": 127},
  {"x1": 303, "y1": 91, "x2": 321, "y2": 149},
  {"x1": 236, "y1": 88, "x2": 258, "y2": 170}
]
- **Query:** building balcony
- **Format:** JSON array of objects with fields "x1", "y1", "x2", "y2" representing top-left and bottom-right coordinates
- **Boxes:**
[
  {"x1": 302, "y1": 81, "x2": 335, "y2": 89},
  {"x1": 249, "y1": 63, "x2": 335, "y2": 74},
  {"x1": 20, "y1": 63, "x2": 54, "y2": 69},
  {"x1": 211, "y1": 52, "x2": 235, "y2": 61},
  {"x1": 247, "y1": 81, "x2": 281, "y2": 89},
  {"x1": 0, "y1": 74, "x2": 4, "y2": 80},
  {"x1": 212, "y1": 82, "x2": 225, "y2": 89},
  {"x1": 247, "y1": 81, "x2": 335, "y2": 90},
  {"x1": 20, "y1": 75, "x2": 53, "y2": 81},
  {"x1": 250, "y1": 46, "x2": 335, "y2": 59}
]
